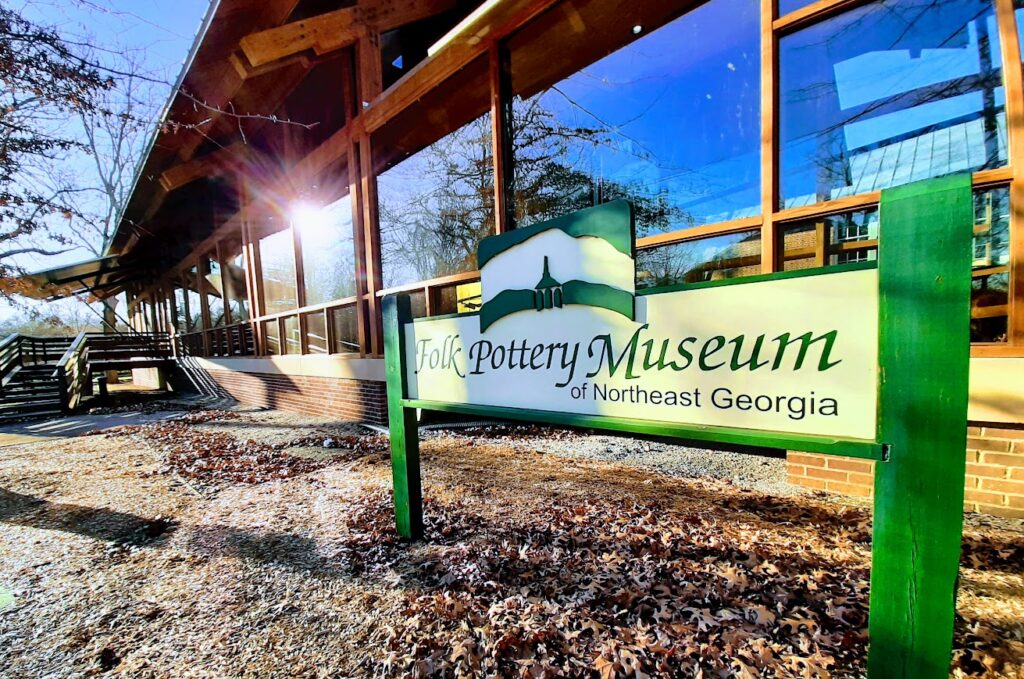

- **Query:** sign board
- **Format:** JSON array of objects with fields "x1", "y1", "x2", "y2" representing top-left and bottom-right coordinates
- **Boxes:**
[
  {"x1": 406, "y1": 201, "x2": 879, "y2": 438},
  {"x1": 383, "y1": 175, "x2": 974, "y2": 678}
]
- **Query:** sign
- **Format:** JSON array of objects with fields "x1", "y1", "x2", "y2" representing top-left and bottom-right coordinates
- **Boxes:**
[
  {"x1": 407, "y1": 200, "x2": 878, "y2": 438},
  {"x1": 383, "y1": 175, "x2": 975, "y2": 678}
]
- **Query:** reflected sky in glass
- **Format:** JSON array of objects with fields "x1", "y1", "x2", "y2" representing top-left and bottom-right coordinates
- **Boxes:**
[
  {"x1": 780, "y1": 0, "x2": 1006, "y2": 209},
  {"x1": 513, "y1": 0, "x2": 760, "y2": 233}
]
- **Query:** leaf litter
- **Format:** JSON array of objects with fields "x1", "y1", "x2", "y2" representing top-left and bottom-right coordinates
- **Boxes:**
[{"x1": 0, "y1": 408, "x2": 1020, "y2": 677}]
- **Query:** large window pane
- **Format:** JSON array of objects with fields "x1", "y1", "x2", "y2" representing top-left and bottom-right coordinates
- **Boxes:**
[
  {"x1": 509, "y1": 0, "x2": 760, "y2": 234},
  {"x1": 173, "y1": 287, "x2": 187, "y2": 333},
  {"x1": 376, "y1": 113, "x2": 494, "y2": 289},
  {"x1": 222, "y1": 237, "x2": 250, "y2": 323},
  {"x1": 780, "y1": 0, "x2": 1007, "y2": 209},
  {"x1": 201, "y1": 255, "x2": 226, "y2": 327},
  {"x1": 298, "y1": 194, "x2": 356, "y2": 305},
  {"x1": 263, "y1": 320, "x2": 280, "y2": 355},
  {"x1": 303, "y1": 312, "x2": 328, "y2": 354},
  {"x1": 775, "y1": 187, "x2": 1009, "y2": 342},
  {"x1": 330, "y1": 305, "x2": 359, "y2": 354},
  {"x1": 636, "y1": 230, "x2": 762, "y2": 289},
  {"x1": 283, "y1": 315, "x2": 301, "y2": 354},
  {"x1": 184, "y1": 267, "x2": 204, "y2": 331},
  {"x1": 258, "y1": 226, "x2": 298, "y2": 314},
  {"x1": 779, "y1": 0, "x2": 813, "y2": 16}
]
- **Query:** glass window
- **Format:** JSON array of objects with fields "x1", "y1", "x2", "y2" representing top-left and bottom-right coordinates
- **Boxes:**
[
  {"x1": 779, "y1": 0, "x2": 813, "y2": 16},
  {"x1": 780, "y1": 0, "x2": 1007, "y2": 209},
  {"x1": 636, "y1": 230, "x2": 763, "y2": 289},
  {"x1": 775, "y1": 187, "x2": 1009, "y2": 342},
  {"x1": 303, "y1": 312, "x2": 328, "y2": 354},
  {"x1": 258, "y1": 225, "x2": 298, "y2": 314},
  {"x1": 222, "y1": 238, "x2": 250, "y2": 323},
  {"x1": 376, "y1": 113, "x2": 494, "y2": 289},
  {"x1": 283, "y1": 315, "x2": 301, "y2": 354},
  {"x1": 201, "y1": 255, "x2": 226, "y2": 327},
  {"x1": 330, "y1": 305, "x2": 360, "y2": 354},
  {"x1": 509, "y1": 0, "x2": 760, "y2": 234},
  {"x1": 263, "y1": 320, "x2": 280, "y2": 355},
  {"x1": 779, "y1": 209, "x2": 880, "y2": 271},
  {"x1": 184, "y1": 267, "x2": 204, "y2": 331},
  {"x1": 173, "y1": 287, "x2": 187, "y2": 333},
  {"x1": 297, "y1": 194, "x2": 357, "y2": 305},
  {"x1": 971, "y1": 186, "x2": 1010, "y2": 342}
]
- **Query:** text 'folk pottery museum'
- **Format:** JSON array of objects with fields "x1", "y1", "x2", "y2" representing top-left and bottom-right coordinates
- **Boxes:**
[{"x1": 26, "y1": 0, "x2": 1024, "y2": 516}]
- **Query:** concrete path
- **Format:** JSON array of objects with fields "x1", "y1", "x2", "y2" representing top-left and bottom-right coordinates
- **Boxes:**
[{"x1": 0, "y1": 411, "x2": 179, "y2": 447}]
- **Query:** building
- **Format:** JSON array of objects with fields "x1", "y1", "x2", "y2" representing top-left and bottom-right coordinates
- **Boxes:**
[{"x1": 27, "y1": 0, "x2": 1024, "y2": 516}]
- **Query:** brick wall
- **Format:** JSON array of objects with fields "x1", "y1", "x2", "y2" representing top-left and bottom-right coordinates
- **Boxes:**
[
  {"x1": 787, "y1": 424, "x2": 1024, "y2": 518},
  {"x1": 204, "y1": 368, "x2": 388, "y2": 426}
]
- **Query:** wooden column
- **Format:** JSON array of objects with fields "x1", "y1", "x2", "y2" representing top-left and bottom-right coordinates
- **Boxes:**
[
  {"x1": 996, "y1": 0, "x2": 1024, "y2": 345},
  {"x1": 383, "y1": 293, "x2": 423, "y2": 540},
  {"x1": 869, "y1": 174, "x2": 972, "y2": 677},
  {"x1": 759, "y1": 0, "x2": 779, "y2": 273},
  {"x1": 360, "y1": 132, "x2": 385, "y2": 355},
  {"x1": 349, "y1": 139, "x2": 371, "y2": 357},
  {"x1": 489, "y1": 41, "x2": 515, "y2": 234}
]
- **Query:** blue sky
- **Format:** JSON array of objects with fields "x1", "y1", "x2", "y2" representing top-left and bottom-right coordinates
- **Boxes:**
[{"x1": 3, "y1": 0, "x2": 211, "y2": 319}]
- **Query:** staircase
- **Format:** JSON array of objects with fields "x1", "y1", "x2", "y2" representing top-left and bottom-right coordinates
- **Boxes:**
[{"x1": 0, "y1": 332, "x2": 173, "y2": 421}]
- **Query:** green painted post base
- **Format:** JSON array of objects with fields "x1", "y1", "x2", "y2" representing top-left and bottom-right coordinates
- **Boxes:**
[
  {"x1": 383, "y1": 294, "x2": 424, "y2": 541},
  {"x1": 868, "y1": 174, "x2": 972, "y2": 677}
]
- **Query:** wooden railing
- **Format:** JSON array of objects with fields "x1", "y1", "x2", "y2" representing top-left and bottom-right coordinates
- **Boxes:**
[
  {"x1": 54, "y1": 333, "x2": 90, "y2": 412},
  {"x1": 177, "y1": 322, "x2": 255, "y2": 358},
  {"x1": 0, "y1": 334, "x2": 75, "y2": 395},
  {"x1": 51, "y1": 332, "x2": 172, "y2": 413}
]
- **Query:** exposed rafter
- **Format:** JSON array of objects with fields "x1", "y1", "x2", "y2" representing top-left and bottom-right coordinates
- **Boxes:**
[
  {"x1": 159, "y1": 142, "x2": 252, "y2": 193},
  {"x1": 238, "y1": 0, "x2": 458, "y2": 69}
]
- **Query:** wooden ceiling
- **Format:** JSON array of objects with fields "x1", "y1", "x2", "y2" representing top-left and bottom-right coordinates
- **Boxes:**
[{"x1": 111, "y1": 0, "x2": 472, "y2": 270}]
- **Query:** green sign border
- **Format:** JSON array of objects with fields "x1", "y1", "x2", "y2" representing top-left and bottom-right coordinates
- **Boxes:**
[{"x1": 383, "y1": 174, "x2": 972, "y2": 678}]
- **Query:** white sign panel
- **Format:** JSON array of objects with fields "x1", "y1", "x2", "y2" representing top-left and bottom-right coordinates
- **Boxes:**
[{"x1": 405, "y1": 267, "x2": 879, "y2": 440}]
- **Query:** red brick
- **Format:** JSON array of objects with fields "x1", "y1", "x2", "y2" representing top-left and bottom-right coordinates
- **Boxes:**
[
  {"x1": 979, "y1": 452, "x2": 1024, "y2": 467},
  {"x1": 965, "y1": 463, "x2": 1007, "y2": 479},
  {"x1": 825, "y1": 457, "x2": 873, "y2": 474},
  {"x1": 1009, "y1": 468, "x2": 1024, "y2": 481},
  {"x1": 981, "y1": 426, "x2": 1024, "y2": 439},
  {"x1": 964, "y1": 489, "x2": 1005, "y2": 505},
  {"x1": 847, "y1": 472, "x2": 875, "y2": 487},
  {"x1": 980, "y1": 478, "x2": 1024, "y2": 495},
  {"x1": 824, "y1": 481, "x2": 872, "y2": 497},
  {"x1": 967, "y1": 437, "x2": 1011, "y2": 453},
  {"x1": 788, "y1": 452, "x2": 826, "y2": 467},
  {"x1": 805, "y1": 467, "x2": 848, "y2": 482}
]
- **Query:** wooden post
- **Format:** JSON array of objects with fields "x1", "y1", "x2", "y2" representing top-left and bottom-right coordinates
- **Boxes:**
[
  {"x1": 759, "y1": 0, "x2": 778, "y2": 273},
  {"x1": 868, "y1": 174, "x2": 973, "y2": 677},
  {"x1": 489, "y1": 41, "x2": 515, "y2": 234},
  {"x1": 382, "y1": 293, "x2": 423, "y2": 540}
]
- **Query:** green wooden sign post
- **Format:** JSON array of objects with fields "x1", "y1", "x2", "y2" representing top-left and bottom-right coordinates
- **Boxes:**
[{"x1": 382, "y1": 174, "x2": 973, "y2": 677}]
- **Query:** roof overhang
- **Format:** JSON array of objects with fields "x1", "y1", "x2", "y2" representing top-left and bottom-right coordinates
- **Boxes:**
[{"x1": 12, "y1": 256, "x2": 143, "y2": 301}]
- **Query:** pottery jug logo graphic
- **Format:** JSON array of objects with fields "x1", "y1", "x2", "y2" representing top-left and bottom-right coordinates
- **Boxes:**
[{"x1": 477, "y1": 200, "x2": 636, "y2": 331}]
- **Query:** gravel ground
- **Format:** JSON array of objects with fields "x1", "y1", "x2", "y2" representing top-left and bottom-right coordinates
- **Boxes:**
[
  {"x1": 0, "y1": 406, "x2": 1021, "y2": 677},
  {"x1": 423, "y1": 423, "x2": 797, "y2": 497}
]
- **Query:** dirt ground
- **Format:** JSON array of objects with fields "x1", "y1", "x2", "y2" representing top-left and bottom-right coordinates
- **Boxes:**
[{"x1": 0, "y1": 408, "x2": 1022, "y2": 678}]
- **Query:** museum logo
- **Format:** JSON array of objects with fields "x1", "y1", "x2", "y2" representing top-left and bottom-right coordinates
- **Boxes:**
[{"x1": 476, "y1": 200, "x2": 636, "y2": 331}]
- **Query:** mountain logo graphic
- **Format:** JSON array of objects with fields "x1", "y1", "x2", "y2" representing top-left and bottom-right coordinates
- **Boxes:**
[{"x1": 477, "y1": 200, "x2": 636, "y2": 331}]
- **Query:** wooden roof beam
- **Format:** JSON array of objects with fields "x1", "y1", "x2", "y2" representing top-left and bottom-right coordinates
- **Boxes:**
[
  {"x1": 159, "y1": 142, "x2": 251, "y2": 192},
  {"x1": 239, "y1": 0, "x2": 458, "y2": 69}
]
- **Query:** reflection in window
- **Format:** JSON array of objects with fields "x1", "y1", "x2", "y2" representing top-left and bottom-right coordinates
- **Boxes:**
[
  {"x1": 636, "y1": 230, "x2": 762, "y2": 289},
  {"x1": 377, "y1": 114, "x2": 494, "y2": 289},
  {"x1": 775, "y1": 187, "x2": 1009, "y2": 342},
  {"x1": 263, "y1": 320, "x2": 280, "y2": 355},
  {"x1": 298, "y1": 195, "x2": 356, "y2": 305},
  {"x1": 184, "y1": 267, "x2": 204, "y2": 331},
  {"x1": 173, "y1": 287, "x2": 187, "y2": 333},
  {"x1": 303, "y1": 312, "x2": 328, "y2": 354},
  {"x1": 972, "y1": 186, "x2": 1010, "y2": 342},
  {"x1": 780, "y1": 209, "x2": 879, "y2": 271},
  {"x1": 283, "y1": 315, "x2": 301, "y2": 354},
  {"x1": 330, "y1": 306, "x2": 359, "y2": 354},
  {"x1": 222, "y1": 238, "x2": 250, "y2": 323},
  {"x1": 258, "y1": 226, "x2": 298, "y2": 314},
  {"x1": 780, "y1": 0, "x2": 1006, "y2": 209},
  {"x1": 202, "y1": 256, "x2": 226, "y2": 327},
  {"x1": 510, "y1": 0, "x2": 760, "y2": 234}
]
